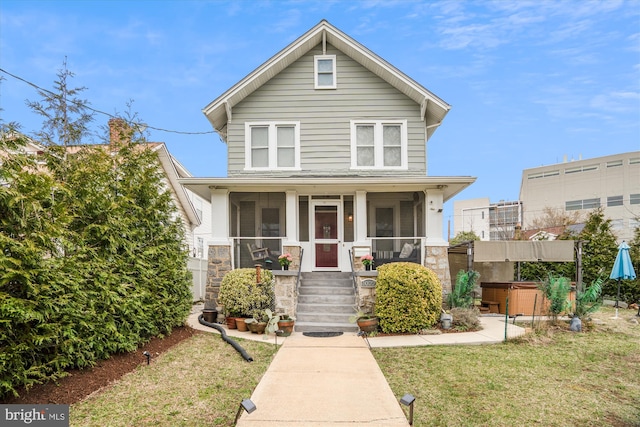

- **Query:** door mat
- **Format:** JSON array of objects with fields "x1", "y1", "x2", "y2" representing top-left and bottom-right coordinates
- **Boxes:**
[{"x1": 302, "y1": 332, "x2": 344, "y2": 338}]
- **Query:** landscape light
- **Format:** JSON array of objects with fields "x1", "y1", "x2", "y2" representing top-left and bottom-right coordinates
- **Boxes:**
[
  {"x1": 399, "y1": 393, "x2": 415, "y2": 425},
  {"x1": 234, "y1": 398, "x2": 256, "y2": 424}
]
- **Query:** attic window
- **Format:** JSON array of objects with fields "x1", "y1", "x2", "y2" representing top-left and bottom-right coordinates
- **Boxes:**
[{"x1": 314, "y1": 55, "x2": 336, "y2": 89}]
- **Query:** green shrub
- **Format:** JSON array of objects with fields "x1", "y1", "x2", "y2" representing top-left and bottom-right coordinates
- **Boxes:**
[
  {"x1": 537, "y1": 275, "x2": 572, "y2": 324},
  {"x1": 450, "y1": 307, "x2": 481, "y2": 331},
  {"x1": 447, "y1": 270, "x2": 479, "y2": 309},
  {"x1": 375, "y1": 262, "x2": 442, "y2": 333},
  {"x1": 573, "y1": 276, "x2": 603, "y2": 320},
  {"x1": 217, "y1": 269, "x2": 274, "y2": 318}
]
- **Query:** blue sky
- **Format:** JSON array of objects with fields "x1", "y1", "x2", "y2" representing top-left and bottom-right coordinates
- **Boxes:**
[{"x1": 2, "y1": 0, "x2": 639, "y2": 227}]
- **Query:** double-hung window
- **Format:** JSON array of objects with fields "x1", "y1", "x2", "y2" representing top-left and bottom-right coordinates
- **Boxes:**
[
  {"x1": 314, "y1": 55, "x2": 336, "y2": 89},
  {"x1": 350, "y1": 120, "x2": 407, "y2": 169},
  {"x1": 245, "y1": 122, "x2": 300, "y2": 170}
]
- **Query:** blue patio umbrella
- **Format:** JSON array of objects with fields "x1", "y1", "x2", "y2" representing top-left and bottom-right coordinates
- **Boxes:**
[{"x1": 609, "y1": 241, "x2": 636, "y2": 318}]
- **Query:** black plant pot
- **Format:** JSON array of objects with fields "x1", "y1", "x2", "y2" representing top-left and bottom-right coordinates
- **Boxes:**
[{"x1": 202, "y1": 309, "x2": 218, "y2": 323}]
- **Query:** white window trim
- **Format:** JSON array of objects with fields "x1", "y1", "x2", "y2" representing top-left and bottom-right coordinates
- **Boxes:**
[
  {"x1": 350, "y1": 120, "x2": 408, "y2": 170},
  {"x1": 314, "y1": 55, "x2": 337, "y2": 89},
  {"x1": 244, "y1": 121, "x2": 301, "y2": 171}
]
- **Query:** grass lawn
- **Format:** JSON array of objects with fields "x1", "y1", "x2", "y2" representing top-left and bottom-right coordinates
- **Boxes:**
[
  {"x1": 375, "y1": 306, "x2": 640, "y2": 426},
  {"x1": 70, "y1": 333, "x2": 277, "y2": 427},
  {"x1": 70, "y1": 307, "x2": 639, "y2": 426}
]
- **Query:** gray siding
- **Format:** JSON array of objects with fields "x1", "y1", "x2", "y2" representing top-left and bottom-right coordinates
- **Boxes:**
[{"x1": 227, "y1": 44, "x2": 426, "y2": 177}]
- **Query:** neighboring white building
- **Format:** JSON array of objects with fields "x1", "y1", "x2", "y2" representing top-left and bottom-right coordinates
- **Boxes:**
[
  {"x1": 519, "y1": 151, "x2": 640, "y2": 242},
  {"x1": 453, "y1": 198, "x2": 523, "y2": 241}
]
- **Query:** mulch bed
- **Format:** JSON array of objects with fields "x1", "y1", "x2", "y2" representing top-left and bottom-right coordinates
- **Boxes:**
[{"x1": 1, "y1": 326, "x2": 201, "y2": 405}]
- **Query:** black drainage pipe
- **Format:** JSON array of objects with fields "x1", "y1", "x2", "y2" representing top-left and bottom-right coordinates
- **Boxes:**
[{"x1": 198, "y1": 314, "x2": 253, "y2": 362}]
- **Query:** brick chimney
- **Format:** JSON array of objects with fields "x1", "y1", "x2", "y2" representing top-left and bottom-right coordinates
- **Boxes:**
[{"x1": 108, "y1": 118, "x2": 130, "y2": 145}]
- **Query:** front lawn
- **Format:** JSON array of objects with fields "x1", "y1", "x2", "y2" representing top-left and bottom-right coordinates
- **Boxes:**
[
  {"x1": 374, "y1": 306, "x2": 640, "y2": 426},
  {"x1": 70, "y1": 307, "x2": 640, "y2": 426}
]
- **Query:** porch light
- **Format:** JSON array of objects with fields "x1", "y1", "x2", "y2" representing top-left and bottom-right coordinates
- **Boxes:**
[
  {"x1": 399, "y1": 393, "x2": 415, "y2": 425},
  {"x1": 234, "y1": 398, "x2": 256, "y2": 424},
  {"x1": 348, "y1": 212, "x2": 353, "y2": 222}
]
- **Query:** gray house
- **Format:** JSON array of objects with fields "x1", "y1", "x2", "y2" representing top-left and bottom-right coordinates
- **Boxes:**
[{"x1": 182, "y1": 20, "x2": 475, "y2": 315}]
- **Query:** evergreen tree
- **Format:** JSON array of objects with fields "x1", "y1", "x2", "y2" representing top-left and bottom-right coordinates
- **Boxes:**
[
  {"x1": 0, "y1": 65, "x2": 191, "y2": 398},
  {"x1": 578, "y1": 208, "x2": 618, "y2": 297},
  {"x1": 450, "y1": 230, "x2": 480, "y2": 246}
]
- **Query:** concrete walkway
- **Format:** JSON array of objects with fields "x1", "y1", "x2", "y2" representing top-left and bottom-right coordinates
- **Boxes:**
[{"x1": 187, "y1": 308, "x2": 524, "y2": 425}]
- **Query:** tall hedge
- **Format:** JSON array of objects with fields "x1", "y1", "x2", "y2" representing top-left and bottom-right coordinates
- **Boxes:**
[
  {"x1": 375, "y1": 262, "x2": 443, "y2": 333},
  {"x1": 0, "y1": 125, "x2": 191, "y2": 398}
]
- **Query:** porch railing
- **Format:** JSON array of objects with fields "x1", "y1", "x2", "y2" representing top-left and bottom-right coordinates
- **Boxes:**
[
  {"x1": 370, "y1": 237, "x2": 425, "y2": 267},
  {"x1": 348, "y1": 249, "x2": 359, "y2": 308},
  {"x1": 231, "y1": 237, "x2": 284, "y2": 270},
  {"x1": 296, "y1": 248, "x2": 304, "y2": 294}
]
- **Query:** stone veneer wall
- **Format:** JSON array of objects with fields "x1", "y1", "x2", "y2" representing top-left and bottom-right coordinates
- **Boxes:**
[
  {"x1": 354, "y1": 245, "x2": 453, "y2": 313},
  {"x1": 206, "y1": 245, "x2": 232, "y2": 317},
  {"x1": 273, "y1": 273, "x2": 296, "y2": 318},
  {"x1": 424, "y1": 245, "x2": 452, "y2": 293},
  {"x1": 206, "y1": 244, "x2": 298, "y2": 320}
]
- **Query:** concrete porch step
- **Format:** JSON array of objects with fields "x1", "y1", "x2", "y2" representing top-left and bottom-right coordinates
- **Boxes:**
[
  {"x1": 298, "y1": 286, "x2": 354, "y2": 296},
  {"x1": 297, "y1": 302, "x2": 355, "y2": 314},
  {"x1": 295, "y1": 321, "x2": 359, "y2": 333},
  {"x1": 296, "y1": 312, "x2": 355, "y2": 324},
  {"x1": 296, "y1": 272, "x2": 358, "y2": 333}
]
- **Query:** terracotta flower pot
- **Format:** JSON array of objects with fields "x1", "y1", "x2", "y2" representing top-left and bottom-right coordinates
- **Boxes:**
[
  {"x1": 236, "y1": 318, "x2": 248, "y2": 332},
  {"x1": 226, "y1": 317, "x2": 237, "y2": 329},
  {"x1": 356, "y1": 316, "x2": 379, "y2": 333},
  {"x1": 277, "y1": 319, "x2": 295, "y2": 336}
]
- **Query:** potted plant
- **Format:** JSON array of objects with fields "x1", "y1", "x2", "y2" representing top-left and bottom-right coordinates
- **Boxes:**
[
  {"x1": 217, "y1": 268, "x2": 275, "y2": 329},
  {"x1": 350, "y1": 310, "x2": 379, "y2": 333},
  {"x1": 277, "y1": 314, "x2": 296, "y2": 336},
  {"x1": 278, "y1": 253, "x2": 293, "y2": 270},
  {"x1": 361, "y1": 254, "x2": 374, "y2": 271},
  {"x1": 264, "y1": 308, "x2": 281, "y2": 337},
  {"x1": 244, "y1": 318, "x2": 266, "y2": 334}
]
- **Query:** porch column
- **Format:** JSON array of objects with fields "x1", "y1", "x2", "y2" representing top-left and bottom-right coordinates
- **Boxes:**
[
  {"x1": 284, "y1": 190, "x2": 298, "y2": 244},
  {"x1": 206, "y1": 188, "x2": 232, "y2": 312},
  {"x1": 424, "y1": 190, "x2": 446, "y2": 245},
  {"x1": 354, "y1": 190, "x2": 368, "y2": 245},
  {"x1": 209, "y1": 188, "x2": 230, "y2": 244},
  {"x1": 424, "y1": 189, "x2": 452, "y2": 292}
]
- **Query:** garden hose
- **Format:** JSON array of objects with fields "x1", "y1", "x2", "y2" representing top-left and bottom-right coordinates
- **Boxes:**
[{"x1": 198, "y1": 315, "x2": 254, "y2": 362}]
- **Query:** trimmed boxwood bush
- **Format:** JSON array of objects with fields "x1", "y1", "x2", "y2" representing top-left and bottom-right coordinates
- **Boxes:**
[
  {"x1": 217, "y1": 268, "x2": 274, "y2": 318},
  {"x1": 375, "y1": 262, "x2": 443, "y2": 333}
]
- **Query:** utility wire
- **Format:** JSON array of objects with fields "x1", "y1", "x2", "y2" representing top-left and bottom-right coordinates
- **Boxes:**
[{"x1": 0, "y1": 67, "x2": 216, "y2": 136}]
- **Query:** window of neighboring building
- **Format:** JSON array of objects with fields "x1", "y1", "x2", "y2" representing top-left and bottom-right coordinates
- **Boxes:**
[
  {"x1": 630, "y1": 194, "x2": 640, "y2": 205},
  {"x1": 314, "y1": 55, "x2": 336, "y2": 89},
  {"x1": 197, "y1": 237, "x2": 204, "y2": 258},
  {"x1": 566, "y1": 198, "x2": 600, "y2": 210},
  {"x1": 607, "y1": 160, "x2": 623, "y2": 168},
  {"x1": 582, "y1": 198, "x2": 600, "y2": 209},
  {"x1": 527, "y1": 170, "x2": 559, "y2": 179},
  {"x1": 607, "y1": 195, "x2": 623, "y2": 207},
  {"x1": 245, "y1": 122, "x2": 300, "y2": 170},
  {"x1": 629, "y1": 157, "x2": 640, "y2": 165},
  {"x1": 350, "y1": 120, "x2": 407, "y2": 169},
  {"x1": 565, "y1": 164, "x2": 598, "y2": 174}
]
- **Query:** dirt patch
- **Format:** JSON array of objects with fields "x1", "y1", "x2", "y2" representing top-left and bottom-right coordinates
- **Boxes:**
[{"x1": 1, "y1": 326, "x2": 200, "y2": 405}]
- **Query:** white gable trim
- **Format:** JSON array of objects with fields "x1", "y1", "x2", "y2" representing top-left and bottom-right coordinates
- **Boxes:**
[{"x1": 203, "y1": 20, "x2": 450, "y2": 142}]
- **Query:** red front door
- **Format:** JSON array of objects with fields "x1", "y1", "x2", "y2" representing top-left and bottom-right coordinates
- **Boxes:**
[{"x1": 313, "y1": 203, "x2": 340, "y2": 269}]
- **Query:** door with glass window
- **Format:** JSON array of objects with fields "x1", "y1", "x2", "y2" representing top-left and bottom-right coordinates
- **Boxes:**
[{"x1": 312, "y1": 202, "x2": 341, "y2": 269}]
